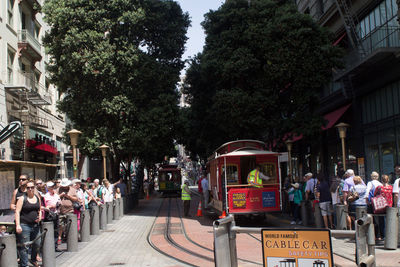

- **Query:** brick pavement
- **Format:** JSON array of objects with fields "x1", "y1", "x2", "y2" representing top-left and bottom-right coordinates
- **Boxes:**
[{"x1": 56, "y1": 196, "x2": 189, "y2": 267}]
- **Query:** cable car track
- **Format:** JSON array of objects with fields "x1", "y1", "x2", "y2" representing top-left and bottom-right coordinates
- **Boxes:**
[
  {"x1": 147, "y1": 198, "x2": 196, "y2": 267},
  {"x1": 148, "y1": 197, "x2": 263, "y2": 266},
  {"x1": 175, "y1": 198, "x2": 263, "y2": 266}
]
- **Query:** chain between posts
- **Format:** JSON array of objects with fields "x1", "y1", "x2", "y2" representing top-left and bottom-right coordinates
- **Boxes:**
[
  {"x1": 0, "y1": 243, "x2": 5, "y2": 258},
  {"x1": 17, "y1": 228, "x2": 48, "y2": 250}
]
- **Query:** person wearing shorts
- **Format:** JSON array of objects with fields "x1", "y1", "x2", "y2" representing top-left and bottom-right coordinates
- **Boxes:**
[{"x1": 317, "y1": 175, "x2": 334, "y2": 229}]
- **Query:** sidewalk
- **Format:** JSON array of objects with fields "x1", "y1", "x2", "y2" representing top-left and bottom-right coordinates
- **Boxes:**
[{"x1": 56, "y1": 197, "x2": 185, "y2": 267}]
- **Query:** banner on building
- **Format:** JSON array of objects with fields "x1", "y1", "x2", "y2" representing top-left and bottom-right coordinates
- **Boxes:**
[{"x1": 261, "y1": 229, "x2": 333, "y2": 267}]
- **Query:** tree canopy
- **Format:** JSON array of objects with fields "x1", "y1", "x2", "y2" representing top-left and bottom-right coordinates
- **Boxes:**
[
  {"x1": 43, "y1": 0, "x2": 190, "y2": 177},
  {"x1": 179, "y1": 0, "x2": 342, "y2": 159}
]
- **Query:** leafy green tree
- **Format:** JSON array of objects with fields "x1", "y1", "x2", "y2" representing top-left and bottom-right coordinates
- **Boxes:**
[
  {"x1": 181, "y1": 0, "x2": 342, "y2": 159},
  {"x1": 43, "y1": 0, "x2": 189, "y2": 179}
]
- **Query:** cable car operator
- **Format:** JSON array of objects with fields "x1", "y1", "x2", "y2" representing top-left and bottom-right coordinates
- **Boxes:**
[{"x1": 247, "y1": 164, "x2": 271, "y2": 188}]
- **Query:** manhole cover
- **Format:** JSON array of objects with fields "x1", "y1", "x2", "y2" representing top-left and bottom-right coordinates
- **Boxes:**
[{"x1": 109, "y1": 263, "x2": 125, "y2": 266}]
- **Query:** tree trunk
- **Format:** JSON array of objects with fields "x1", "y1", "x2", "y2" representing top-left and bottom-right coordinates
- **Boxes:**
[{"x1": 110, "y1": 155, "x2": 121, "y2": 182}]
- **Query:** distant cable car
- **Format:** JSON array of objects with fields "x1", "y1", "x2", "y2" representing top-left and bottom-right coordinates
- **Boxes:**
[
  {"x1": 155, "y1": 164, "x2": 182, "y2": 195},
  {"x1": 206, "y1": 140, "x2": 282, "y2": 218}
]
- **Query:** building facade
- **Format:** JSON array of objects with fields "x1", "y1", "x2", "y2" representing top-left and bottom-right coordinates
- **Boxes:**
[
  {"x1": 292, "y1": 0, "x2": 400, "y2": 180},
  {"x1": 0, "y1": 0, "x2": 68, "y2": 210}
]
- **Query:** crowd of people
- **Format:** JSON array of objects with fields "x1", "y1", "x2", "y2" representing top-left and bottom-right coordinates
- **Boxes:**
[
  {"x1": 7, "y1": 175, "x2": 127, "y2": 267},
  {"x1": 283, "y1": 166, "x2": 400, "y2": 240}
]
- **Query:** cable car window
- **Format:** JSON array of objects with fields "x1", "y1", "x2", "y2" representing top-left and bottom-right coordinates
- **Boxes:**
[
  {"x1": 222, "y1": 164, "x2": 239, "y2": 184},
  {"x1": 260, "y1": 162, "x2": 276, "y2": 183}
]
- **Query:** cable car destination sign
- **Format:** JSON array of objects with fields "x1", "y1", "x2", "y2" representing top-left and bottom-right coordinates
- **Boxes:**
[{"x1": 261, "y1": 229, "x2": 333, "y2": 267}]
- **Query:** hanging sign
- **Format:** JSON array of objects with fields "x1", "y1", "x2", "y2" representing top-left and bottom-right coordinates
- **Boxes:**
[{"x1": 261, "y1": 229, "x2": 333, "y2": 267}]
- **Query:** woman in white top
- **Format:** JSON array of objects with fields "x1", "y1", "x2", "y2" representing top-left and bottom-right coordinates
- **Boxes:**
[{"x1": 365, "y1": 172, "x2": 382, "y2": 204}]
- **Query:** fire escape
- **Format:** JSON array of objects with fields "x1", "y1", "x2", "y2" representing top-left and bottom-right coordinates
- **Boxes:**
[{"x1": 334, "y1": 0, "x2": 365, "y2": 99}]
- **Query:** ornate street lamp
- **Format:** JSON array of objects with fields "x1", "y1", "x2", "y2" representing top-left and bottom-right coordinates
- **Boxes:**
[
  {"x1": 285, "y1": 139, "x2": 293, "y2": 182},
  {"x1": 67, "y1": 129, "x2": 82, "y2": 178},
  {"x1": 335, "y1": 122, "x2": 350, "y2": 171},
  {"x1": 99, "y1": 144, "x2": 109, "y2": 180}
]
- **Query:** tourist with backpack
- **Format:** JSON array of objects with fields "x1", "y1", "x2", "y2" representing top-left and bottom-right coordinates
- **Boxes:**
[{"x1": 365, "y1": 171, "x2": 382, "y2": 207}]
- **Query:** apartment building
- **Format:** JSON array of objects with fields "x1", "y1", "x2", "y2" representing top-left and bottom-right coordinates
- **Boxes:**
[
  {"x1": 0, "y1": 0, "x2": 68, "y2": 210},
  {"x1": 289, "y1": 0, "x2": 400, "y2": 179}
]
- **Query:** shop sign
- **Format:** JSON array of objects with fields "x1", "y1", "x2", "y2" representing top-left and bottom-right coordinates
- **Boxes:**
[{"x1": 261, "y1": 229, "x2": 333, "y2": 267}]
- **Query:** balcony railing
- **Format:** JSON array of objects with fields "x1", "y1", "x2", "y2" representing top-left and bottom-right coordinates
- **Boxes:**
[
  {"x1": 2, "y1": 70, "x2": 52, "y2": 105},
  {"x1": 334, "y1": 26, "x2": 400, "y2": 79},
  {"x1": 18, "y1": 29, "x2": 41, "y2": 56}
]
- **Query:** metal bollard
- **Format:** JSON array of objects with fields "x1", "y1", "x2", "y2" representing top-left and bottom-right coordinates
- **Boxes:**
[
  {"x1": 99, "y1": 204, "x2": 107, "y2": 230},
  {"x1": 314, "y1": 203, "x2": 323, "y2": 228},
  {"x1": 107, "y1": 201, "x2": 113, "y2": 224},
  {"x1": 123, "y1": 196, "x2": 127, "y2": 214},
  {"x1": 0, "y1": 234, "x2": 18, "y2": 267},
  {"x1": 67, "y1": 213, "x2": 78, "y2": 252},
  {"x1": 90, "y1": 205, "x2": 100, "y2": 235},
  {"x1": 300, "y1": 201, "x2": 308, "y2": 226},
  {"x1": 113, "y1": 199, "x2": 120, "y2": 220},
  {"x1": 41, "y1": 222, "x2": 55, "y2": 267},
  {"x1": 80, "y1": 209, "x2": 90, "y2": 242},
  {"x1": 384, "y1": 207, "x2": 399, "y2": 250},
  {"x1": 356, "y1": 206, "x2": 368, "y2": 220},
  {"x1": 398, "y1": 207, "x2": 400, "y2": 246},
  {"x1": 119, "y1": 198, "x2": 124, "y2": 216},
  {"x1": 336, "y1": 204, "x2": 347, "y2": 230}
]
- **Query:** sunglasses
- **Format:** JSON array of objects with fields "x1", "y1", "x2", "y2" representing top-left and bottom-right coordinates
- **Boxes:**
[
  {"x1": 20, "y1": 178, "x2": 27, "y2": 181},
  {"x1": 27, "y1": 186, "x2": 35, "y2": 190},
  {"x1": 55, "y1": 182, "x2": 60, "y2": 184}
]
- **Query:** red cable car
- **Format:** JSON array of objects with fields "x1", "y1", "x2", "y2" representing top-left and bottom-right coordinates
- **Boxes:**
[{"x1": 206, "y1": 140, "x2": 282, "y2": 218}]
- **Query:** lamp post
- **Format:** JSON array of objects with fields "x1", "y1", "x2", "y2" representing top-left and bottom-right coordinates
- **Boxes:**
[
  {"x1": 99, "y1": 144, "x2": 109, "y2": 180},
  {"x1": 67, "y1": 129, "x2": 82, "y2": 178},
  {"x1": 285, "y1": 139, "x2": 293, "y2": 182},
  {"x1": 335, "y1": 122, "x2": 350, "y2": 171}
]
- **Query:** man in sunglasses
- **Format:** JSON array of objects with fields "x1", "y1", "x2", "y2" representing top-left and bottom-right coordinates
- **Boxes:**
[{"x1": 10, "y1": 174, "x2": 29, "y2": 210}]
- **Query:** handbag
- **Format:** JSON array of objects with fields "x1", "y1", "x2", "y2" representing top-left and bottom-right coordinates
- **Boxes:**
[
  {"x1": 371, "y1": 195, "x2": 388, "y2": 214},
  {"x1": 347, "y1": 190, "x2": 359, "y2": 203},
  {"x1": 44, "y1": 210, "x2": 57, "y2": 222},
  {"x1": 73, "y1": 202, "x2": 82, "y2": 210}
]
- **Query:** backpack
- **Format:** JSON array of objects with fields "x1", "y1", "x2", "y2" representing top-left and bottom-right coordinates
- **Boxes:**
[
  {"x1": 97, "y1": 186, "x2": 103, "y2": 198},
  {"x1": 368, "y1": 183, "x2": 376, "y2": 202}
]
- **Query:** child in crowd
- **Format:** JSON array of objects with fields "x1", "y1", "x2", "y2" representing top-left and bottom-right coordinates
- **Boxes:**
[{"x1": 0, "y1": 225, "x2": 9, "y2": 236}]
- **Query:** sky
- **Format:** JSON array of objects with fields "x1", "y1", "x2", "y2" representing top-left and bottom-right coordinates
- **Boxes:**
[{"x1": 175, "y1": 0, "x2": 225, "y2": 62}]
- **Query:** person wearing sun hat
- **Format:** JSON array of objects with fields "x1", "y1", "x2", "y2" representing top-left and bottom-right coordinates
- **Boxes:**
[
  {"x1": 57, "y1": 178, "x2": 78, "y2": 245},
  {"x1": 43, "y1": 181, "x2": 61, "y2": 251},
  {"x1": 288, "y1": 182, "x2": 303, "y2": 225}
]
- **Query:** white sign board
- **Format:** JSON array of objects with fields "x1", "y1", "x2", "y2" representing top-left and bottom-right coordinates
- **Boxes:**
[{"x1": 0, "y1": 171, "x2": 15, "y2": 209}]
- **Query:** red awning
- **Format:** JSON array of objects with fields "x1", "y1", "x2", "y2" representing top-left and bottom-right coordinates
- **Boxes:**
[
  {"x1": 322, "y1": 104, "x2": 351, "y2": 130},
  {"x1": 283, "y1": 104, "x2": 351, "y2": 143},
  {"x1": 26, "y1": 139, "x2": 58, "y2": 155},
  {"x1": 333, "y1": 32, "x2": 346, "y2": 46}
]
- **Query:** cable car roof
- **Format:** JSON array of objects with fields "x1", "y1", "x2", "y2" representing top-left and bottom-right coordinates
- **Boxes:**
[
  {"x1": 214, "y1": 139, "x2": 265, "y2": 152},
  {"x1": 215, "y1": 149, "x2": 279, "y2": 159}
]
